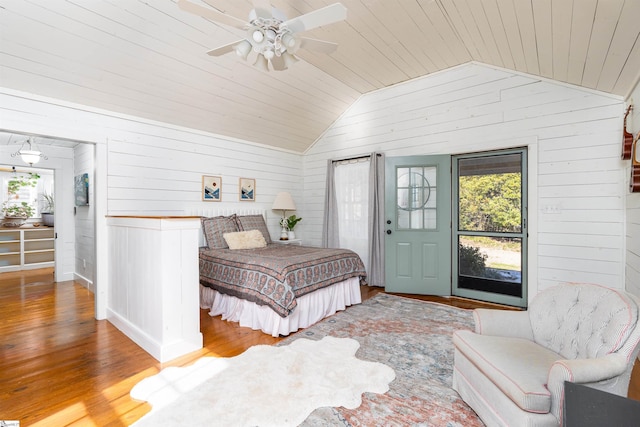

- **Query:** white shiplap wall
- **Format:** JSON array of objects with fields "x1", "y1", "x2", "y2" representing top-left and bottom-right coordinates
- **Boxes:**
[
  {"x1": 303, "y1": 63, "x2": 626, "y2": 301},
  {"x1": 74, "y1": 143, "x2": 95, "y2": 291},
  {"x1": 625, "y1": 81, "x2": 640, "y2": 298},
  {"x1": 0, "y1": 89, "x2": 303, "y2": 239}
]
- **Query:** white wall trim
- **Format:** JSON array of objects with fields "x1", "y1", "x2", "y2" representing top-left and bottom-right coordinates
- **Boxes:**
[
  {"x1": 527, "y1": 139, "x2": 539, "y2": 302},
  {"x1": 73, "y1": 272, "x2": 94, "y2": 292},
  {"x1": 95, "y1": 142, "x2": 108, "y2": 320}
]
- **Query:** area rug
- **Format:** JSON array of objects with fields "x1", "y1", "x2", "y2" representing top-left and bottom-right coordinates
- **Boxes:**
[
  {"x1": 130, "y1": 336, "x2": 396, "y2": 427},
  {"x1": 283, "y1": 293, "x2": 483, "y2": 426}
]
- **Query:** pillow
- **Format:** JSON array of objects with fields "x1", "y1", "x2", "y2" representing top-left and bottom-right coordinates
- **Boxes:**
[
  {"x1": 223, "y1": 230, "x2": 267, "y2": 250},
  {"x1": 235, "y1": 214, "x2": 272, "y2": 244},
  {"x1": 201, "y1": 215, "x2": 239, "y2": 249}
]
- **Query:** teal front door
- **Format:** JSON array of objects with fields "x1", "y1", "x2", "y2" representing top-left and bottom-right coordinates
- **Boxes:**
[{"x1": 384, "y1": 155, "x2": 452, "y2": 295}]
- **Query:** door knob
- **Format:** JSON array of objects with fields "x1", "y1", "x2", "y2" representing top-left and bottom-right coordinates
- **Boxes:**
[
  {"x1": 386, "y1": 230, "x2": 392, "y2": 235},
  {"x1": 386, "y1": 220, "x2": 391, "y2": 224}
]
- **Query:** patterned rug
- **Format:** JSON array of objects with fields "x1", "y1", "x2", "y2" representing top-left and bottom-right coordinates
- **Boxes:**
[{"x1": 280, "y1": 293, "x2": 484, "y2": 426}]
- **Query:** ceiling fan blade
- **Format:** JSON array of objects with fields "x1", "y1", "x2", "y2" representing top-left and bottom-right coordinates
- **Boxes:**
[
  {"x1": 283, "y1": 3, "x2": 347, "y2": 33},
  {"x1": 206, "y1": 39, "x2": 244, "y2": 56},
  {"x1": 252, "y1": 0, "x2": 272, "y2": 19},
  {"x1": 271, "y1": 55, "x2": 287, "y2": 71},
  {"x1": 299, "y1": 37, "x2": 338, "y2": 54},
  {"x1": 178, "y1": 0, "x2": 248, "y2": 30}
]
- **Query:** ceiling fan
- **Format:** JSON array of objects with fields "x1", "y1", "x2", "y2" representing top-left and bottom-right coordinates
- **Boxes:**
[{"x1": 177, "y1": 0, "x2": 347, "y2": 71}]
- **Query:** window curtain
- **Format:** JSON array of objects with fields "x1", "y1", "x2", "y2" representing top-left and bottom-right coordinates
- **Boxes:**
[
  {"x1": 322, "y1": 152, "x2": 385, "y2": 287},
  {"x1": 367, "y1": 152, "x2": 385, "y2": 287},
  {"x1": 322, "y1": 159, "x2": 340, "y2": 248},
  {"x1": 335, "y1": 158, "x2": 370, "y2": 274}
]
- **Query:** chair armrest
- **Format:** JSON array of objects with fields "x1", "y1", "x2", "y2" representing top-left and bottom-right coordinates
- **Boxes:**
[
  {"x1": 546, "y1": 353, "x2": 628, "y2": 420},
  {"x1": 473, "y1": 309, "x2": 533, "y2": 339},
  {"x1": 548, "y1": 353, "x2": 628, "y2": 386}
]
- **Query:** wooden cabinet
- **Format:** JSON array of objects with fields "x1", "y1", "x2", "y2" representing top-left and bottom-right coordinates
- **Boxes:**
[{"x1": 0, "y1": 226, "x2": 55, "y2": 271}]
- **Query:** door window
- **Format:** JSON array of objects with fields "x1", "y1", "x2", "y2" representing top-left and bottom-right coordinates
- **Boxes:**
[{"x1": 396, "y1": 166, "x2": 438, "y2": 230}]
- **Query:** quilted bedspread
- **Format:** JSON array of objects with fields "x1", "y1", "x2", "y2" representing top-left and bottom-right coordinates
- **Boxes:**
[{"x1": 199, "y1": 244, "x2": 367, "y2": 317}]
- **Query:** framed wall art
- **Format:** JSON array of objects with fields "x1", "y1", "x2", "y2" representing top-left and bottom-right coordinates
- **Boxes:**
[
  {"x1": 239, "y1": 178, "x2": 255, "y2": 201},
  {"x1": 74, "y1": 173, "x2": 89, "y2": 206},
  {"x1": 202, "y1": 175, "x2": 221, "y2": 201}
]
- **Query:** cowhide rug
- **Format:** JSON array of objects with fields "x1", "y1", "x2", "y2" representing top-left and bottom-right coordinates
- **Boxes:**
[{"x1": 130, "y1": 336, "x2": 395, "y2": 426}]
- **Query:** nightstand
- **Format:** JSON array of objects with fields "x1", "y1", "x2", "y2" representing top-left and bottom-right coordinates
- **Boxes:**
[{"x1": 273, "y1": 239, "x2": 302, "y2": 246}]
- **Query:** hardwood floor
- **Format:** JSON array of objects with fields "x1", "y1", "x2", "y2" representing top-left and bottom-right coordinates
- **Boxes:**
[{"x1": 1, "y1": 269, "x2": 639, "y2": 426}]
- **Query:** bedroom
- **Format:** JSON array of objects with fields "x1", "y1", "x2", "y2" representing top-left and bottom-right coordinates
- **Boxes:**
[{"x1": 2, "y1": 0, "x2": 640, "y2": 425}]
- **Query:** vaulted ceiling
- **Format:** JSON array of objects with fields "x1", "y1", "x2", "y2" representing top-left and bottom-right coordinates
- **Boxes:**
[{"x1": 1, "y1": 0, "x2": 639, "y2": 153}]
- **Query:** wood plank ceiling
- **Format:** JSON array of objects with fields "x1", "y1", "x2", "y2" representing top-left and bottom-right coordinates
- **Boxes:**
[{"x1": 1, "y1": 0, "x2": 639, "y2": 153}]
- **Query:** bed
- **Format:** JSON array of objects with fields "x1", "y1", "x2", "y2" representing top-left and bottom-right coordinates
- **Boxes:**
[{"x1": 198, "y1": 213, "x2": 366, "y2": 336}]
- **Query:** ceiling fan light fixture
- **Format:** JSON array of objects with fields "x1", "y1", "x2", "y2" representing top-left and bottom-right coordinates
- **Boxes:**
[
  {"x1": 263, "y1": 49, "x2": 275, "y2": 60},
  {"x1": 282, "y1": 52, "x2": 299, "y2": 68},
  {"x1": 252, "y1": 29, "x2": 264, "y2": 43},
  {"x1": 281, "y1": 33, "x2": 296, "y2": 49},
  {"x1": 253, "y1": 54, "x2": 269, "y2": 72},
  {"x1": 235, "y1": 40, "x2": 252, "y2": 60},
  {"x1": 179, "y1": 1, "x2": 347, "y2": 71}
]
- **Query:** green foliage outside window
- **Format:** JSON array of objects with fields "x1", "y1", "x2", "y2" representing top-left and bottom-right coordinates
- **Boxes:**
[
  {"x1": 7, "y1": 172, "x2": 40, "y2": 196},
  {"x1": 459, "y1": 173, "x2": 521, "y2": 232}
]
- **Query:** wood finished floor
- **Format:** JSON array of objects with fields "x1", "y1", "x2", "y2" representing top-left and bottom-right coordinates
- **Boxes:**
[{"x1": 1, "y1": 268, "x2": 639, "y2": 426}]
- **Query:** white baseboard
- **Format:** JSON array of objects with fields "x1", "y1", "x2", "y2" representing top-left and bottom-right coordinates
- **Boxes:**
[
  {"x1": 74, "y1": 272, "x2": 95, "y2": 293},
  {"x1": 107, "y1": 308, "x2": 203, "y2": 363}
]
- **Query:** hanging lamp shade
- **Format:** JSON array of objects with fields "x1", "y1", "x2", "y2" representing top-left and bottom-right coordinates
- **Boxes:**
[
  {"x1": 11, "y1": 137, "x2": 47, "y2": 166},
  {"x1": 20, "y1": 149, "x2": 42, "y2": 165}
]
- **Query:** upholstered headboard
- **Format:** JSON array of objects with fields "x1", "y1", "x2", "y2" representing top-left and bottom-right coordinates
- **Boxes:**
[{"x1": 187, "y1": 208, "x2": 267, "y2": 247}]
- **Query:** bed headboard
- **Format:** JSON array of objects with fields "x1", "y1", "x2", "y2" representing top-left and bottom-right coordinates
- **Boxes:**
[{"x1": 187, "y1": 208, "x2": 267, "y2": 247}]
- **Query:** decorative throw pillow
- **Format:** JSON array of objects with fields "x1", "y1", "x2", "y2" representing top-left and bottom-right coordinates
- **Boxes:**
[
  {"x1": 235, "y1": 214, "x2": 272, "y2": 244},
  {"x1": 201, "y1": 215, "x2": 238, "y2": 249},
  {"x1": 223, "y1": 229, "x2": 267, "y2": 250}
]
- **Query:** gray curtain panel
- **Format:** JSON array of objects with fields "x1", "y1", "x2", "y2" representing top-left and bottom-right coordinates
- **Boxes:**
[
  {"x1": 322, "y1": 159, "x2": 340, "y2": 248},
  {"x1": 367, "y1": 152, "x2": 385, "y2": 287}
]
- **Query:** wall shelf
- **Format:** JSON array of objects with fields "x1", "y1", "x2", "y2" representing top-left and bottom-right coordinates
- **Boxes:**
[{"x1": 0, "y1": 226, "x2": 55, "y2": 271}]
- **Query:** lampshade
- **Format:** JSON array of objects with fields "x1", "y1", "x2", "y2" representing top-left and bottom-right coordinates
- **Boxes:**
[
  {"x1": 20, "y1": 150, "x2": 42, "y2": 165},
  {"x1": 235, "y1": 40, "x2": 252, "y2": 60},
  {"x1": 282, "y1": 52, "x2": 299, "y2": 69},
  {"x1": 253, "y1": 54, "x2": 269, "y2": 72},
  {"x1": 272, "y1": 192, "x2": 296, "y2": 211},
  {"x1": 252, "y1": 29, "x2": 264, "y2": 43},
  {"x1": 11, "y1": 137, "x2": 46, "y2": 166},
  {"x1": 263, "y1": 49, "x2": 275, "y2": 60},
  {"x1": 281, "y1": 33, "x2": 296, "y2": 49}
]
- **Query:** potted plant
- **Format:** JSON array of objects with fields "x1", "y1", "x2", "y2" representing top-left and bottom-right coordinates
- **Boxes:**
[
  {"x1": 1, "y1": 201, "x2": 35, "y2": 227},
  {"x1": 285, "y1": 215, "x2": 302, "y2": 240},
  {"x1": 39, "y1": 192, "x2": 54, "y2": 227}
]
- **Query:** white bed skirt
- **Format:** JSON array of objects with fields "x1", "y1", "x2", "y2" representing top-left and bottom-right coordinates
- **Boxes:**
[{"x1": 199, "y1": 277, "x2": 362, "y2": 337}]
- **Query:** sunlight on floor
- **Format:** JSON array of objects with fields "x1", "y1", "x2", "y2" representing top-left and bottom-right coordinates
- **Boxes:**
[
  {"x1": 27, "y1": 366, "x2": 163, "y2": 427},
  {"x1": 31, "y1": 401, "x2": 89, "y2": 427}
]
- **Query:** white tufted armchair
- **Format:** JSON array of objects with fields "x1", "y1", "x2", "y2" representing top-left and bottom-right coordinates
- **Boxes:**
[{"x1": 452, "y1": 283, "x2": 640, "y2": 427}]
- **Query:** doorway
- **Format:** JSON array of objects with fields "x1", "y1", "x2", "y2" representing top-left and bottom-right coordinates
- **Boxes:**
[
  {"x1": 0, "y1": 166, "x2": 55, "y2": 273},
  {"x1": 384, "y1": 155, "x2": 452, "y2": 295},
  {"x1": 384, "y1": 149, "x2": 528, "y2": 307},
  {"x1": 452, "y1": 149, "x2": 528, "y2": 307},
  {"x1": 1, "y1": 130, "x2": 101, "y2": 315}
]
